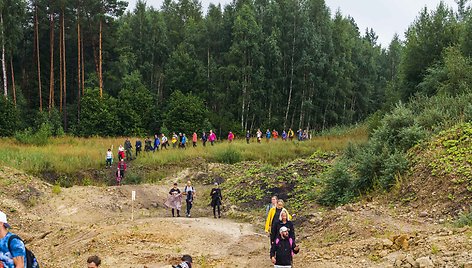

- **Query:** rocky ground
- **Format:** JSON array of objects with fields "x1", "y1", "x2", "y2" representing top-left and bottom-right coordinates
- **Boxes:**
[{"x1": 2, "y1": 164, "x2": 472, "y2": 268}]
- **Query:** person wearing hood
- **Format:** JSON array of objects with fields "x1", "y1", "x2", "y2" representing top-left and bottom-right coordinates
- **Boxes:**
[{"x1": 210, "y1": 182, "x2": 223, "y2": 218}]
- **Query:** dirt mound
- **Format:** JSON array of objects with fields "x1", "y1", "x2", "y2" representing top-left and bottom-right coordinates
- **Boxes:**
[{"x1": 398, "y1": 123, "x2": 472, "y2": 220}]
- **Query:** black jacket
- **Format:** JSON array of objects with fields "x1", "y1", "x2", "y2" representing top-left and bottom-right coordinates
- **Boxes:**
[
  {"x1": 210, "y1": 188, "x2": 222, "y2": 206},
  {"x1": 271, "y1": 220, "x2": 295, "y2": 244},
  {"x1": 270, "y1": 236, "x2": 297, "y2": 266}
]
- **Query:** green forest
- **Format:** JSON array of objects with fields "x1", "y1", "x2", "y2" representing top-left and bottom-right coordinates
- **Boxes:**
[{"x1": 0, "y1": 0, "x2": 471, "y2": 137}]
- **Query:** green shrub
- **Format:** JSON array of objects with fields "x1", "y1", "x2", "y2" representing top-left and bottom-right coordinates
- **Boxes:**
[
  {"x1": 124, "y1": 172, "x2": 143, "y2": 185},
  {"x1": 14, "y1": 123, "x2": 52, "y2": 146},
  {"x1": 378, "y1": 150, "x2": 408, "y2": 189},
  {"x1": 454, "y1": 208, "x2": 472, "y2": 227},
  {"x1": 214, "y1": 146, "x2": 242, "y2": 164},
  {"x1": 52, "y1": 183, "x2": 61, "y2": 195},
  {"x1": 318, "y1": 162, "x2": 354, "y2": 206}
]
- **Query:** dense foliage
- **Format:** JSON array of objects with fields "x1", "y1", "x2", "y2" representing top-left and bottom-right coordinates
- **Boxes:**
[{"x1": 0, "y1": 0, "x2": 406, "y2": 136}]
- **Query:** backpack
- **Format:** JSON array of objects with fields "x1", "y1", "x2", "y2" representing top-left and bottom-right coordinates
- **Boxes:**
[
  {"x1": 7, "y1": 235, "x2": 40, "y2": 268},
  {"x1": 275, "y1": 237, "x2": 294, "y2": 256}
]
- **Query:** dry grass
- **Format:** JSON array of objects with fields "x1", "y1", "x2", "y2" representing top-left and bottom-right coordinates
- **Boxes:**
[{"x1": 0, "y1": 126, "x2": 368, "y2": 176}]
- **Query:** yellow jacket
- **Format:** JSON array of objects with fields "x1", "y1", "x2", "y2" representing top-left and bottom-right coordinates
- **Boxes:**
[{"x1": 265, "y1": 207, "x2": 292, "y2": 233}]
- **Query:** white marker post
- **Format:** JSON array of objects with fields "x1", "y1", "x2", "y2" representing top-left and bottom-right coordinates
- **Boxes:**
[{"x1": 131, "y1": 190, "x2": 136, "y2": 221}]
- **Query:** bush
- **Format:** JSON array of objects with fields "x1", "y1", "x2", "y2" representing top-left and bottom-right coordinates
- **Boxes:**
[
  {"x1": 214, "y1": 146, "x2": 242, "y2": 164},
  {"x1": 318, "y1": 162, "x2": 355, "y2": 206},
  {"x1": 378, "y1": 150, "x2": 408, "y2": 190},
  {"x1": 14, "y1": 123, "x2": 52, "y2": 146},
  {"x1": 454, "y1": 208, "x2": 472, "y2": 227},
  {"x1": 123, "y1": 172, "x2": 143, "y2": 185}
]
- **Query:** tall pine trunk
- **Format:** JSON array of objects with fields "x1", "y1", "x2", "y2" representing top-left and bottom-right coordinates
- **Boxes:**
[
  {"x1": 1, "y1": 13, "x2": 7, "y2": 97},
  {"x1": 59, "y1": 12, "x2": 63, "y2": 112},
  {"x1": 62, "y1": 8, "x2": 67, "y2": 129},
  {"x1": 35, "y1": 4, "x2": 43, "y2": 111},
  {"x1": 99, "y1": 18, "x2": 103, "y2": 98},
  {"x1": 284, "y1": 18, "x2": 296, "y2": 130},
  {"x1": 10, "y1": 56, "x2": 16, "y2": 106},
  {"x1": 48, "y1": 6, "x2": 55, "y2": 112}
]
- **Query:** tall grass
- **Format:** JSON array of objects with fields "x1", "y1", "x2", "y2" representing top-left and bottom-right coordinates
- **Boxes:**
[{"x1": 0, "y1": 126, "x2": 368, "y2": 178}]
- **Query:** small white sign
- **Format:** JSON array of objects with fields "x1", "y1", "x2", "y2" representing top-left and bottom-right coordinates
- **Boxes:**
[{"x1": 132, "y1": 190, "x2": 136, "y2": 201}]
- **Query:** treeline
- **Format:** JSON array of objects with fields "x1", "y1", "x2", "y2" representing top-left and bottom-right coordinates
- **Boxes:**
[{"x1": 0, "y1": 0, "x2": 470, "y2": 137}]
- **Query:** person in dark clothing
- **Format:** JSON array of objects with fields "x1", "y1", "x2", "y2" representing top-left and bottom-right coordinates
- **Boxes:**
[
  {"x1": 271, "y1": 209, "x2": 295, "y2": 244},
  {"x1": 270, "y1": 226, "x2": 299, "y2": 267},
  {"x1": 210, "y1": 182, "x2": 223, "y2": 218},
  {"x1": 202, "y1": 132, "x2": 208, "y2": 147},
  {"x1": 245, "y1": 130, "x2": 251, "y2": 144},
  {"x1": 135, "y1": 138, "x2": 142, "y2": 157},
  {"x1": 124, "y1": 138, "x2": 133, "y2": 160},
  {"x1": 118, "y1": 159, "x2": 127, "y2": 180},
  {"x1": 173, "y1": 254, "x2": 192, "y2": 268},
  {"x1": 168, "y1": 183, "x2": 181, "y2": 217},
  {"x1": 183, "y1": 181, "x2": 196, "y2": 217}
]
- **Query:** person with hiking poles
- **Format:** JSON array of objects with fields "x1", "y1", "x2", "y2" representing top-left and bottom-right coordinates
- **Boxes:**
[
  {"x1": 271, "y1": 209, "x2": 295, "y2": 244},
  {"x1": 210, "y1": 182, "x2": 223, "y2": 218},
  {"x1": 183, "y1": 181, "x2": 196, "y2": 217},
  {"x1": 270, "y1": 226, "x2": 299, "y2": 268},
  {"x1": 265, "y1": 199, "x2": 292, "y2": 243}
]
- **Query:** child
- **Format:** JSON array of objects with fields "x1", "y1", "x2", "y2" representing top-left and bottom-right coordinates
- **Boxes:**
[{"x1": 106, "y1": 148, "x2": 113, "y2": 168}]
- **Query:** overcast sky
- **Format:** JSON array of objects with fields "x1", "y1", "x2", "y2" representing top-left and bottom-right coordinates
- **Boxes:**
[{"x1": 124, "y1": 0, "x2": 458, "y2": 47}]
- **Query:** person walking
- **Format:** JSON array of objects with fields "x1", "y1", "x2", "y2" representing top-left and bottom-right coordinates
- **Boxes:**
[
  {"x1": 118, "y1": 159, "x2": 127, "y2": 180},
  {"x1": 144, "y1": 137, "x2": 153, "y2": 152},
  {"x1": 266, "y1": 196, "x2": 278, "y2": 216},
  {"x1": 256, "y1": 129, "x2": 262, "y2": 143},
  {"x1": 265, "y1": 199, "x2": 292, "y2": 242},
  {"x1": 270, "y1": 226, "x2": 299, "y2": 268},
  {"x1": 165, "y1": 183, "x2": 182, "y2": 217},
  {"x1": 118, "y1": 145, "x2": 125, "y2": 161},
  {"x1": 115, "y1": 167, "x2": 122, "y2": 186},
  {"x1": 183, "y1": 181, "x2": 196, "y2": 217},
  {"x1": 209, "y1": 130, "x2": 216, "y2": 146},
  {"x1": 192, "y1": 132, "x2": 198, "y2": 148},
  {"x1": 135, "y1": 138, "x2": 142, "y2": 157},
  {"x1": 0, "y1": 211, "x2": 26, "y2": 268},
  {"x1": 245, "y1": 130, "x2": 251, "y2": 144},
  {"x1": 210, "y1": 182, "x2": 223, "y2": 218},
  {"x1": 202, "y1": 131, "x2": 208, "y2": 147},
  {"x1": 161, "y1": 134, "x2": 168, "y2": 150},
  {"x1": 271, "y1": 209, "x2": 295, "y2": 244},
  {"x1": 281, "y1": 130, "x2": 287, "y2": 141},
  {"x1": 288, "y1": 128, "x2": 294, "y2": 141},
  {"x1": 105, "y1": 148, "x2": 113, "y2": 168},
  {"x1": 272, "y1": 129, "x2": 278, "y2": 140},
  {"x1": 227, "y1": 131, "x2": 234, "y2": 143},
  {"x1": 266, "y1": 129, "x2": 271, "y2": 142},
  {"x1": 181, "y1": 134, "x2": 187, "y2": 149},
  {"x1": 153, "y1": 134, "x2": 160, "y2": 152},
  {"x1": 124, "y1": 138, "x2": 133, "y2": 160},
  {"x1": 172, "y1": 133, "x2": 178, "y2": 148}
]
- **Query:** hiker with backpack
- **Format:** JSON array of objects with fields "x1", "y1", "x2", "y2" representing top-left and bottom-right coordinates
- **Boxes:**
[
  {"x1": 183, "y1": 181, "x2": 196, "y2": 217},
  {"x1": 161, "y1": 134, "x2": 169, "y2": 150},
  {"x1": 172, "y1": 254, "x2": 192, "y2": 268},
  {"x1": 270, "y1": 226, "x2": 299, "y2": 268},
  {"x1": 0, "y1": 210, "x2": 39, "y2": 268},
  {"x1": 210, "y1": 182, "x2": 223, "y2": 218},
  {"x1": 271, "y1": 209, "x2": 295, "y2": 244},
  {"x1": 87, "y1": 255, "x2": 101, "y2": 268}
]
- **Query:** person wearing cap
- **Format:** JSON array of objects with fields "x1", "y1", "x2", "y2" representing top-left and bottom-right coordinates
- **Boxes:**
[
  {"x1": 173, "y1": 254, "x2": 192, "y2": 268},
  {"x1": 87, "y1": 255, "x2": 101, "y2": 267},
  {"x1": 270, "y1": 226, "x2": 299, "y2": 268},
  {"x1": 0, "y1": 211, "x2": 26, "y2": 268},
  {"x1": 210, "y1": 182, "x2": 223, "y2": 218}
]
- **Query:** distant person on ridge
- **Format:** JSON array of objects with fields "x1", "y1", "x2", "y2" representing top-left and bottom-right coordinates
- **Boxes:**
[
  {"x1": 105, "y1": 148, "x2": 113, "y2": 168},
  {"x1": 256, "y1": 129, "x2": 262, "y2": 143},
  {"x1": 124, "y1": 138, "x2": 133, "y2": 160},
  {"x1": 183, "y1": 181, "x2": 196, "y2": 217},
  {"x1": 266, "y1": 129, "x2": 271, "y2": 142},
  {"x1": 181, "y1": 134, "x2": 187, "y2": 149},
  {"x1": 118, "y1": 145, "x2": 125, "y2": 161},
  {"x1": 153, "y1": 134, "x2": 160, "y2": 151},
  {"x1": 161, "y1": 134, "x2": 168, "y2": 150},
  {"x1": 87, "y1": 255, "x2": 101, "y2": 268},
  {"x1": 144, "y1": 137, "x2": 153, "y2": 152},
  {"x1": 281, "y1": 130, "x2": 287, "y2": 141},
  {"x1": 272, "y1": 129, "x2": 278, "y2": 140},
  {"x1": 209, "y1": 130, "x2": 216, "y2": 146},
  {"x1": 210, "y1": 182, "x2": 223, "y2": 218},
  {"x1": 228, "y1": 131, "x2": 234, "y2": 143},
  {"x1": 202, "y1": 131, "x2": 208, "y2": 147},
  {"x1": 288, "y1": 128, "x2": 294, "y2": 141},
  {"x1": 172, "y1": 133, "x2": 178, "y2": 148},
  {"x1": 192, "y1": 132, "x2": 198, "y2": 147},
  {"x1": 246, "y1": 130, "x2": 251, "y2": 144},
  {"x1": 135, "y1": 138, "x2": 142, "y2": 157},
  {"x1": 165, "y1": 183, "x2": 182, "y2": 217},
  {"x1": 265, "y1": 199, "x2": 292, "y2": 242},
  {"x1": 0, "y1": 211, "x2": 26, "y2": 268},
  {"x1": 270, "y1": 226, "x2": 299, "y2": 268}
]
